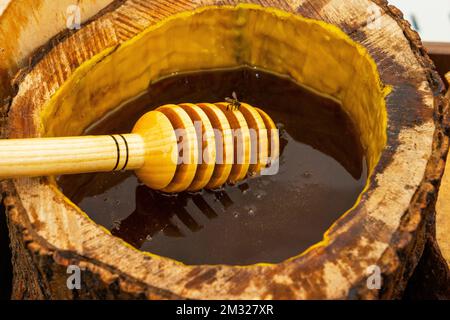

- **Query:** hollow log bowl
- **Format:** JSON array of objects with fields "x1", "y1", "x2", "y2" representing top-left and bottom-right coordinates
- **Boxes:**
[{"x1": 0, "y1": 0, "x2": 449, "y2": 299}]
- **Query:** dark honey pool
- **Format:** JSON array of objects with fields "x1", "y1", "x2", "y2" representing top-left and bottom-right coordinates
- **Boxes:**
[{"x1": 59, "y1": 67, "x2": 367, "y2": 265}]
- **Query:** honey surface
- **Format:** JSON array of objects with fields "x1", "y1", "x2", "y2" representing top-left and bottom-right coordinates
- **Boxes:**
[{"x1": 59, "y1": 68, "x2": 367, "y2": 265}]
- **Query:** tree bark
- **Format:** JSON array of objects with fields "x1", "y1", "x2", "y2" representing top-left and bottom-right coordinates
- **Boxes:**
[
  {"x1": 1, "y1": 0, "x2": 448, "y2": 299},
  {"x1": 0, "y1": 0, "x2": 114, "y2": 101}
]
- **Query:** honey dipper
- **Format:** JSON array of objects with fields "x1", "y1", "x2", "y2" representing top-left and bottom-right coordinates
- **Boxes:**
[{"x1": 0, "y1": 103, "x2": 279, "y2": 193}]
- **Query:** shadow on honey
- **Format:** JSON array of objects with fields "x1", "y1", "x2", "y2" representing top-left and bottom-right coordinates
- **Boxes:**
[{"x1": 59, "y1": 67, "x2": 367, "y2": 265}]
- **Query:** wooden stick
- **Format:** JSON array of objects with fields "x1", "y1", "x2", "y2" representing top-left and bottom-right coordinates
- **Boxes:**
[
  {"x1": 0, "y1": 104, "x2": 278, "y2": 192},
  {"x1": 0, "y1": 134, "x2": 145, "y2": 178}
]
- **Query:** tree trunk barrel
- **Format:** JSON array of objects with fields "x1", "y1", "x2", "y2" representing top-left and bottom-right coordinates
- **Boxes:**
[
  {"x1": 0, "y1": 0, "x2": 449, "y2": 299},
  {"x1": 433, "y1": 73, "x2": 450, "y2": 298}
]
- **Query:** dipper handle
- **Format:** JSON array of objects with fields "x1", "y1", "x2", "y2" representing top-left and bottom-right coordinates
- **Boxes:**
[
  {"x1": 0, "y1": 103, "x2": 279, "y2": 193},
  {"x1": 0, "y1": 134, "x2": 145, "y2": 177},
  {"x1": 0, "y1": 110, "x2": 179, "y2": 190}
]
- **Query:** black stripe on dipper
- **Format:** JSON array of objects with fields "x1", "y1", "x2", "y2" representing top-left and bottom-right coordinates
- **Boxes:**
[
  {"x1": 110, "y1": 135, "x2": 121, "y2": 171},
  {"x1": 119, "y1": 134, "x2": 129, "y2": 171}
]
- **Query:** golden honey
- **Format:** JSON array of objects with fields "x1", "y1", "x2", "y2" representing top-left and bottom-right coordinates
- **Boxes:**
[{"x1": 59, "y1": 67, "x2": 367, "y2": 265}]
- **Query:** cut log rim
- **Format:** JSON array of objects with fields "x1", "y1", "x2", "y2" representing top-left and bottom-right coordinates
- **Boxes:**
[
  {"x1": 1, "y1": 0, "x2": 449, "y2": 299},
  {"x1": 12, "y1": 0, "x2": 125, "y2": 87},
  {"x1": 0, "y1": 0, "x2": 121, "y2": 101}
]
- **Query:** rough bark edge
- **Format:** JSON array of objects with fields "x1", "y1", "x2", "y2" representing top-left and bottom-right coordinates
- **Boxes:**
[
  {"x1": 1, "y1": 0, "x2": 447, "y2": 300},
  {"x1": 10, "y1": 0, "x2": 125, "y2": 92},
  {"x1": 347, "y1": 1, "x2": 450, "y2": 299},
  {"x1": 1, "y1": 180, "x2": 185, "y2": 300},
  {"x1": 0, "y1": 1, "x2": 148, "y2": 299},
  {"x1": 405, "y1": 77, "x2": 450, "y2": 300},
  {"x1": 0, "y1": 0, "x2": 122, "y2": 101},
  {"x1": 403, "y1": 227, "x2": 450, "y2": 299}
]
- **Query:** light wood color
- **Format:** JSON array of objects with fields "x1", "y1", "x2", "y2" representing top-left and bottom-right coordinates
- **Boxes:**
[
  {"x1": 0, "y1": 103, "x2": 277, "y2": 192},
  {"x1": 446, "y1": 73, "x2": 449, "y2": 89},
  {"x1": 425, "y1": 43, "x2": 450, "y2": 84},
  {"x1": 215, "y1": 102, "x2": 251, "y2": 184},
  {"x1": 0, "y1": 134, "x2": 145, "y2": 176},
  {"x1": 1, "y1": 0, "x2": 447, "y2": 301},
  {"x1": 425, "y1": 42, "x2": 450, "y2": 56},
  {"x1": 436, "y1": 72, "x2": 450, "y2": 270},
  {"x1": 179, "y1": 103, "x2": 217, "y2": 192},
  {"x1": 0, "y1": 0, "x2": 114, "y2": 101}
]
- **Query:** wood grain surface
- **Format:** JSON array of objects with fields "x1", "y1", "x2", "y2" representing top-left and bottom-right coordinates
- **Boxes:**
[{"x1": 0, "y1": 0, "x2": 448, "y2": 300}]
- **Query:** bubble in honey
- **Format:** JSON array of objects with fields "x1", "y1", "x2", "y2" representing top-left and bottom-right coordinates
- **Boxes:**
[
  {"x1": 245, "y1": 206, "x2": 257, "y2": 217},
  {"x1": 112, "y1": 220, "x2": 121, "y2": 231},
  {"x1": 255, "y1": 190, "x2": 267, "y2": 199}
]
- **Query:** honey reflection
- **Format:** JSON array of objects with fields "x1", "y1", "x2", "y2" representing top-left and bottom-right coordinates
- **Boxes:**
[{"x1": 110, "y1": 185, "x2": 244, "y2": 249}]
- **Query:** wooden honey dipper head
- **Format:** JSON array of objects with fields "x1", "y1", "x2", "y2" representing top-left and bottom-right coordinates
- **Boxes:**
[
  {"x1": 133, "y1": 103, "x2": 280, "y2": 192},
  {"x1": 0, "y1": 103, "x2": 279, "y2": 193}
]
